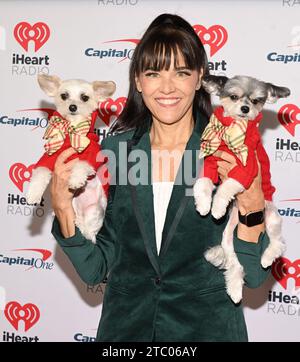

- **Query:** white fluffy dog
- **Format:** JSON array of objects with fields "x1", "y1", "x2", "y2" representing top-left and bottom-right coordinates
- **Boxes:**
[
  {"x1": 26, "y1": 74, "x2": 115, "y2": 242},
  {"x1": 193, "y1": 75, "x2": 289, "y2": 303}
]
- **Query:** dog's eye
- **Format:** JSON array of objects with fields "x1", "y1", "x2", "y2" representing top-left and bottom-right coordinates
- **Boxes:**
[
  {"x1": 81, "y1": 94, "x2": 89, "y2": 102},
  {"x1": 230, "y1": 95, "x2": 238, "y2": 101},
  {"x1": 251, "y1": 99, "x2": 259, "y2": 105},
  {"x1": 60, "y1": 93, "x2": 69, "y2": 101}
]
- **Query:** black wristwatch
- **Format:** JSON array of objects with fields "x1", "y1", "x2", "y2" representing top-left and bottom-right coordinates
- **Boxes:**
[{"x1": 238, "y1": 209, "x2": 265, "y2": 227}]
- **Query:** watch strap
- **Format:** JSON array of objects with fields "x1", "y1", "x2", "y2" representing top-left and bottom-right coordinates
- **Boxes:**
[{"x1": 238, "y1": 209, "x2": 265, "y2": 227}]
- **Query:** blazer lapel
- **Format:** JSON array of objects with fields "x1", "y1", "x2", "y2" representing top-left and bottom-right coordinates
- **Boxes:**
[
  {"x1": 127, "y1": 112, "x2": 208, "y2": 274},
  {"x1": 127, "y1": 127, "x2": 161, "y2": 276},
  {"x1": 159, "y1": 113, "x2": 207, "y2": 258}
]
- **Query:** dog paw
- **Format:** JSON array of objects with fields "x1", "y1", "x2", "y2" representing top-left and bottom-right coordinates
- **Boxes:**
[
  {"x1": 204, "y1": 246, "x2": 225, "y2": 267},
  {"x1": 75, "y1": 218, "x2": 102, "y2": 243},
  {"x1": 68, "y1": 162, "x2": 95, "y2": 190},
  {"x1": 261, "y1": 240, "x2": 286, "y2": 268},
  {"x1": 227, "y1": 282, "x2": 243, "y2": 304},
  {"x1": 261, "y1": 254, "x2": 274, "y2": 269},
  {"x1": 68, "y1": 173, "x2": 88, "y2": 189},
  {"x1": 26, "y1": 190, "x2": 42, "y2": 205},
  {"x1": 195, "y1": 196, "x2": 212, "y2": 216},
  {"x1": 211, "y1": 199, "x2": 227, "y2": 219},
  {"x1": 225, "y1": 264, "x2": 245, "y2": 304}
]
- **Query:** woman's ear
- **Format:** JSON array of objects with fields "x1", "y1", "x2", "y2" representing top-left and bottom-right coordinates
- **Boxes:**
[
  {"x1": 135, "y1": 75, "x2": 142, "y2": 93},
  {"x1": 196, "y1": 68, "x2": 203, "y2": 90}
]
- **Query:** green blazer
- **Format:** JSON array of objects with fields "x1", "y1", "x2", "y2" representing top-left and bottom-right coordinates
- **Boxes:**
[{"x1": 51, "y1": 111, "x2": 271, "y2": 342}]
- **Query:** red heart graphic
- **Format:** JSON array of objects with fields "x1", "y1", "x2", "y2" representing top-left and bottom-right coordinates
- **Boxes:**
[
  {"x1": 98, "y1": 97, "x2": 127, "y2": 126},
  {"x1": 5, "y1": 301, "x2": 40, "y2": 332},
  {"x1": 272, "y1": 257, "x2": 300, "y2": 290},
  {"x1": 14, "y1": 22, "x2": 50, "y2": 52},
  {"x1": 193, "y1": 24, "x2": 228, "y2": 57},
  {"x1": 9, "y1": 163, "x2": 35, "y2": 192},
  {"x1": 278, "y1": 104, "x2": 300, "y2": 137}
]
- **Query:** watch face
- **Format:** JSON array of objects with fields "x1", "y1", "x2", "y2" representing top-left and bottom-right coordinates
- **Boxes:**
[{"x1": 246, "y1": 211, "x2": 265, "y2": 227}]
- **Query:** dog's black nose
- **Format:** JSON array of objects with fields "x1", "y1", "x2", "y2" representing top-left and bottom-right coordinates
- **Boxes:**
[
  {"x1": 241, "y1": 106, "x2": 249, "y2": 114},
  {"x1": 69, "y1": 104, "x2": 77, "y2": 113}
]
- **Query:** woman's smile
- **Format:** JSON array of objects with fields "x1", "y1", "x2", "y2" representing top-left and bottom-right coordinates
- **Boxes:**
[{"x1": 155, "y1": 97, "x2": 181, "y2": 107}]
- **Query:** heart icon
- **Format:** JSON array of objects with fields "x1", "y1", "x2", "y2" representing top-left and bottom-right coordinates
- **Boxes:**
[
  {"x1": 272, "y1": 257, "x2": 300, "y2": 290},
  {"x1": 9, "y1": 163, "x2": 35, "y2": 192},
  {"x1": 5, "y1": 301, "x2": 40, "y2": 332},
  {"x1": 193, "y1": 24, "x2": 228, "y2": 57},
  {"x1": 98, "y1": 97, "x2": 127, "y2": 126},
  {"x1": 14, "y1": 22, "x2": 50, "y2": 52},
  {"x1": 278, "y1": 104, "x2": 300, "y2": 137}
]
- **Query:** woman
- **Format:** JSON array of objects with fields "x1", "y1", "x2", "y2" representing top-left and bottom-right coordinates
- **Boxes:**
[{"x1": 51, "y1": 14, "x2": 270, "y2": 342}]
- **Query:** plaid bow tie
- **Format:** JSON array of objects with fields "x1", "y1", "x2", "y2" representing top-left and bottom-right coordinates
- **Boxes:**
[
  {"x1": 43, "y1": 115, "x2": 91, "y2": 155},
  {"x1": 200, "y1": 113, "x2": 248, "y2": 166}
]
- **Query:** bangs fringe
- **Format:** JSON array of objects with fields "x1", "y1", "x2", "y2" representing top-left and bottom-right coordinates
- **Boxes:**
[{"x1": 136, "y1": 29, "x2": 200, "y2": 74}]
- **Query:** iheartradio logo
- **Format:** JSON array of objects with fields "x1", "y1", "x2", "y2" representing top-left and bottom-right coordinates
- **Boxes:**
[
  {"x1": 193, "y1": 24, "x2": 228, "y2": 57},
  {"x1": 272, "y1": 257, "x2": 300, "y2": 290},
  {"x1": 98, "y1": 97, "x2": 127, "y2": 126},
  {"x1": 278, "y1": 104, "x2": 300, "y2": 136},
  {"x1": 14, "y1": 22, "x2": 50, "y2": 52},
  {"x1": 9, "y1": 163, "x2": 34, "y2": 192},
  {"x1": 4, "y1": 301, "x2": 40, "y2": 332}
]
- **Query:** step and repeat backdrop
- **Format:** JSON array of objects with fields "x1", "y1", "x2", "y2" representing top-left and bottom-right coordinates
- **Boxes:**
[{"x1": 0, "y1": 0, "x2": 299, "y2": 342}]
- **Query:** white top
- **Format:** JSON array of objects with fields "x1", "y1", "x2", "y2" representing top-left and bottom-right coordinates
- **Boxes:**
[{"x1": 152, "y1": 181, "x2": 174, "y2": 255}]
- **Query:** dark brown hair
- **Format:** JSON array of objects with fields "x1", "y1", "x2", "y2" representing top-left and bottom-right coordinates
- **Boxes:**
[{"x1": 110, "y1": 13, "x2": 212, "y2": 134}]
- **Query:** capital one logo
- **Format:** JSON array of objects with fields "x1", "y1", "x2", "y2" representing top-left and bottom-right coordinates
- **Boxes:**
[
  {"x1": 272, "y1": 257, "x2": 300, "y2": 290},
  {"x1": 193, "y1": 24, "x2": 228, "y2": 57},
  {"x1": 12, "y1": 248, "x2": 53, "y2": 271},
  {"x1": 9, "y1": 163, "x2": 35, "y2": 192},
  {"x1": 278, "y1": 104, "x2": 300, "y2": 136},
  {"x1": 15, "y1": 248, "x2": 52, "y2": 261},
  {"x1": 98, "y1": 97, "x2": 127, "y2": 125},
  {"x1": 103, "y1": 38, "x2": 140, "y2": 48},
  {"x1": 14, "y1": 22, "x2": 50, "y2": 52},
  {"x1": 4, "y1": 301, "x2": 40, "y2": 332}
]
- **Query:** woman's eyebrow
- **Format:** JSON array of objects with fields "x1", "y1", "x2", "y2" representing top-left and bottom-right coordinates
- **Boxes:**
[
  {"x1": 143, "y1": 66, "x2": 191, "y2": 72},
  {"x1": 143, "y1": 67, "x2": 157, "y2": 71},
  {"x1": 174, "y1": 66, "x2": 191, "y2": 70}
]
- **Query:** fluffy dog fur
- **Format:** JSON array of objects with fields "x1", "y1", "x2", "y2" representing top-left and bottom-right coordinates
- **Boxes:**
[
  {"x1": 194, "y1": 75, "x2": 289, "y2": 303},
  {"x1": 26, "y1": 74, "x2": 115, "y2": 242}
]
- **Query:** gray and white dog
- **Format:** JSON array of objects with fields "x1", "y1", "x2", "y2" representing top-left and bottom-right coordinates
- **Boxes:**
[{"x1": 194, "y1": 75, "x2": 290, "y2": 303}]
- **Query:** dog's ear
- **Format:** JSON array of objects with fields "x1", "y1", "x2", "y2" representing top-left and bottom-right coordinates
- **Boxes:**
[
  {"x1": 201, "y1": 75, "x2": 228, "y2": 95},
  {"x1": 37, "y1": 74, "x2": 61, "y2": 96},
  {"x1": 265, "y1": 82, "x2": 291, "y2": 103},
  {"x1": 93, "y1": 81, "x2": 116, "y2": 101}
]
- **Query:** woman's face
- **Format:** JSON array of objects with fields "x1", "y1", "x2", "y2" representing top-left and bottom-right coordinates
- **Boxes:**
[{"x1": 135, "y1": 52, "x2": 203, "y2": 125}]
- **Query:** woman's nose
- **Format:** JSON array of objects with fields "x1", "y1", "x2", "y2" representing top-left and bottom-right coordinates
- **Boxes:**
[{"x1": 159, "y1": 76, "x2": 176, "y2": 93}]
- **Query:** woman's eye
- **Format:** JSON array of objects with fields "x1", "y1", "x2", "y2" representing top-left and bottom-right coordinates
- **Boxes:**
[
  {"x1": 230, "y1": 95, "x2": 238, "y2": 101},
  {"x1": 177, "y1": 71, "x2": 191, "y2": 77},
  {"x1": 145, "y1": 72, "x2": 159, "y2": 77}
]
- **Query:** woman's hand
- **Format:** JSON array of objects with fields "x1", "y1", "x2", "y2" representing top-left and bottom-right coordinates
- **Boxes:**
[
  {"x1": 50, "y1": 148, "x2": 79, "y2": 211},
  {"x1": 50, "y1": 148, "x2": 82, "y2": 238},
  {"x1": 214, "y1": 150, "x2": 265, "y2": 243},
  {"x1": 214, "y1": 150, "x2": 265, "y2": 213}
]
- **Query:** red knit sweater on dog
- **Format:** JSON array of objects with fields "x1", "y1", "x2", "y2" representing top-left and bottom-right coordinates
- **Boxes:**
[
  {"x1": 34, "y1": 110, "x2": 109, "y2": 197},
  {"x1": 202, "y1": 106, "x2": 275, "y2": 201}
]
